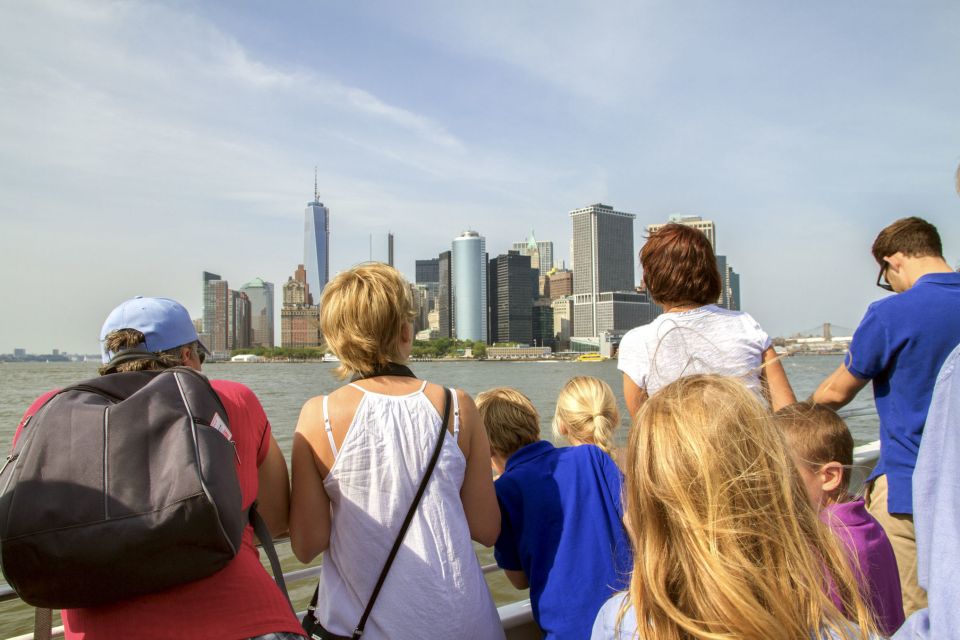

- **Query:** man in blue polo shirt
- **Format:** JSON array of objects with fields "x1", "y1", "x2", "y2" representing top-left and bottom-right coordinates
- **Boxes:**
[{"x1": 813, "y1": 216, "x2": 960, "y2": 617}]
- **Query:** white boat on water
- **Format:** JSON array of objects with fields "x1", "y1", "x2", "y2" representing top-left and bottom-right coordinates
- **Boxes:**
[{"x1": 321, "y1": 353, "x2": 340, "y2": 363}]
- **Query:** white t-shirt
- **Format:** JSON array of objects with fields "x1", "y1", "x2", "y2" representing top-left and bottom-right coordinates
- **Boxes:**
[{"x1": 617, "y1": 305, "x2": 772, "y2": 399}]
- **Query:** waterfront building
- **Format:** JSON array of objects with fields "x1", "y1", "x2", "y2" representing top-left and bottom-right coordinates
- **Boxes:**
[
  {"x1": 647, "y1": 214, "x2": 716, "y2": 250},
  {"x1": 240, "y1": 278, "x2": 275, "y2": 348},
  {"x1": 489, "y1": 251, "x2": 534, "y2": 345},
  {"x1": 532, "y1": 299, "x2": 554, "y2": 349},
  {"x1": 452, "y1": 231, "x2": 488, "y2": 343},
  {"x1": 369, "y1": 232, "x2": 394, "y2": 266},
  {"x1": 415, "y1": 257, "x2": 440, "y2": 325},
  {"x1": 281, "y1": 264, "x2": 321, "y2": 348},
  {"x1": 202, "y1": 271, "x2": 229, "y2": 354},
  {"x1": 411, "y1": 283, "x2": 428, "y2": 334},
  {"x1": 552, "y1": 297, "x2": 574, "y2": 351},
  {"x1": 486, "y1": 345, "x2": 552, "y2": 360},
  {"x1": 546, "y1": 268, "x2": 573, "y2": 300},
  {"x1": 511, "y1": 232, "x2": 554, "y2": 277},
  {"x1": 228, "y1": 290, "x2": 251, "y2": 351},
  {"x1": 416, "y1": 258, "x2": 440, "y2": 284},
  {"x1": 573, "y1": 291, "x2": 660, "y2": 340},
  {"x1": 304, "y1": 174, "x2": 330, "y2": 304},
  {"x1": 729, "y1": 267, "x2": 741, "y2": 310},
  {"x1": 438, "y1": 251, "x2": 453, "y2": 339},
  {"x1": 570, "y1": 203, "x2": 636, "y2": 338}
]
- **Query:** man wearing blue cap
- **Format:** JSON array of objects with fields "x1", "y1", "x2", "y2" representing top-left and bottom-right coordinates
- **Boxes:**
[{"x1": 14, "y1": 296, "x2": 306, "y2": 640}]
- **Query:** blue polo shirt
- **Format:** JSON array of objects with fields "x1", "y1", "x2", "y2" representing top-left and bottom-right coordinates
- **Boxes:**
[
  {"x1": 847, "y1": 272, "x2": 960, "y2": 514},
  {"x1": 494, "y1": 441, "x2": 631, "y2": 640}
]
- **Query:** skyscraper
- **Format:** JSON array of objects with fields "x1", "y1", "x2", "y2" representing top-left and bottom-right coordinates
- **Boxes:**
[
  {"x1": 570, "y1": 203, "x2": 636, "y2": 338},
  {"x1": 369, "y1": 232, "x2": 394, "y2": 266},
  {"x1": 438, "y1": 251, "x2": 453, "y2": 339},
  {"x1": 281, "y1": 264, "x2": 321, "y2": 348},
  {"x1": 647, "y1": 214, "x2": 716, "y2": 250},
  {"x1": 240, "y1": 277, "x2": 275, "y2": 348},
  {"x1": 489, "y1": 251, "x2": 534, "y2": 344},
  {"x1": 304, "y1": 171, "x2": 330, "y2": 304},
  {"x1": 416, "y1": 258, "x2": 440, "y2": 284},
  {"x1": 451, "y1": 230, "x2": 487, "y2": 343},
  {"x1": 202, "y1": 271, "x2": 229, "y2": 354},
  {"x1": 512, "y1": 232, "x2": 554, "y2": 277},
  {"x1": 228, "y1": 290, "x2": 251, "y2": 351}
]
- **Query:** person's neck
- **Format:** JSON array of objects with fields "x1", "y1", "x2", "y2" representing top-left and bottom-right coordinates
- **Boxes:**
[
  {"x1": 902, "y1": 256, "x2": 954, "y2": 289},
  {"x1": 661, "y1": 300, "x2": 703, "y2": 314}
]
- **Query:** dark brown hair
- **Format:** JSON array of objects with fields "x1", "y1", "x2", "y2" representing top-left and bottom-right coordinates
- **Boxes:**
[
  {"x1": 641, "y1": 223, "x2": 722, "y2": 305},
  {"x1": 774, "y1": 401, "x2": 854, "y2": 493},
  {"x1": 871, "y1": 216, "x2": 943, "y2": 266}
]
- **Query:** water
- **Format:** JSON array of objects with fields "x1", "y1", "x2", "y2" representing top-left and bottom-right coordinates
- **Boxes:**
[{"x1": 0, "y1": 356, "x2": 876, "y2": 635}]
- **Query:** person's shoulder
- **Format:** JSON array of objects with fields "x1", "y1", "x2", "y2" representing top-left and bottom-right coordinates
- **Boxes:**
[
  {"x1": 208, "y1": 378, "x2": 262, "y2": 407},
  {"x1": 620, "y1": 324, "x2": 654, "y2": 350},
  {"x1": 591, "y1": 592, "x2": 636, "y2": 640}
]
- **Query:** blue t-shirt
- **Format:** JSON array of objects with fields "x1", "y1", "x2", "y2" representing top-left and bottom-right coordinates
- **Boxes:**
[
  {"x1": 846, "y1": 272, "x2": 960, "y2": 514},
  {"x1": 494, "y1": 441, "x2": 631, "y2": 640}
]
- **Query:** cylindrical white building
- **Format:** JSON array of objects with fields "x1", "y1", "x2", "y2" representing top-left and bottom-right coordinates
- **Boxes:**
[{"x1": 452, "y1": 230, "x2": 487, "y2": 343}]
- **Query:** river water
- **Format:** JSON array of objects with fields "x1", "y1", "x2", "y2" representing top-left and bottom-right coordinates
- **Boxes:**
[{"x1": 0, "y1": 356, "x2": 876, "y2": 636}]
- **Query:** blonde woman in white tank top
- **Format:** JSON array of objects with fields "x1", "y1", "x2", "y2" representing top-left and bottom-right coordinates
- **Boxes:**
[{"x1": 289, "y1": 263, "x2": 504, "y2": 640}]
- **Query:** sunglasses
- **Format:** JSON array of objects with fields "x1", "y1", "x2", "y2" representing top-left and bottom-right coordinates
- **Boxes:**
[{"x1": 876, "y1": 262, "x2": 894, "y2": 292}]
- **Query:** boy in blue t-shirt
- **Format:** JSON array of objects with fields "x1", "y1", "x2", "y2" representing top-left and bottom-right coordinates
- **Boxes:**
[{"x1": 476, "y1": 387, "x2": 631, "y2": 640}]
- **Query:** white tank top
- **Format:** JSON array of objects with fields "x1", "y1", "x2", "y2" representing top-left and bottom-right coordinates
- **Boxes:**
[{"x1": 316, "y1": 382, "x2": 505, "y2": 640}]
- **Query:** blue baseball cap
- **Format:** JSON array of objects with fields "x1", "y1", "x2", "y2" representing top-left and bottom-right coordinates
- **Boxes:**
[{"x1": 100, "y1": 296, "x2": 209, "y2": 363}]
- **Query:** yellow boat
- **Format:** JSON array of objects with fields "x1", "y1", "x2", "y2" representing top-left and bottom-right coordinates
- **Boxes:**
[{"x1": 576, "y1": 352, "x2": 604, "y2": 362}]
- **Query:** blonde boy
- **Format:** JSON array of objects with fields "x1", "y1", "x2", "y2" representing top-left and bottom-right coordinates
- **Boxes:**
[{"x1": 476, "y1": 387, "x2": 630, "y2": 640}]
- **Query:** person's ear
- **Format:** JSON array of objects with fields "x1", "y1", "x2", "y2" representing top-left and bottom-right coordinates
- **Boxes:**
[
  {"x1": 400, "y1": 321, "x2": 412, "y2": 343},
  {"x1": 820, "y1": 461, "x2": 844, "y2": 494},
  {"x1": 180, "y1": 345, "x2": 194, "y2": 363},
  {"x1": 884, "y1": 252, "x2": 905, "y2": 275}
]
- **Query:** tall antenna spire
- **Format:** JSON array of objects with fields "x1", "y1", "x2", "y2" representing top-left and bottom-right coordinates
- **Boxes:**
[{"x1": 313, "y1": 166, "x2": 319, "y2": 203}]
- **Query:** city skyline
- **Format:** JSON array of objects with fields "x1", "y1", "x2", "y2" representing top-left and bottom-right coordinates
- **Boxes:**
[{"x1": 2, "y1": 2, "x2": 959, "y2": 353}]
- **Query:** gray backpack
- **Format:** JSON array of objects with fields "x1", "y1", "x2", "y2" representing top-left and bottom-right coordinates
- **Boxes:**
[{"x1": 0, "y1": 367, "x2": 259, "y2": 608}]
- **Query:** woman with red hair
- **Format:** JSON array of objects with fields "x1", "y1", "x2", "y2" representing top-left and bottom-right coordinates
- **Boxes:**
[{"x1": 618, "y1": 223, "x2": 795, "y2": 417}]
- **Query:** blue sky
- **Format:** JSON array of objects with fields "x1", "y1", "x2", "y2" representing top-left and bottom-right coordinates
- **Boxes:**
[{"x1": 1, "y1": 0, "x2": 958, "y2": 353}]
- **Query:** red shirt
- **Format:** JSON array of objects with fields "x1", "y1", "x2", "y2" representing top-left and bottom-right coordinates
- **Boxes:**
[{"x1": 17, "y1": 379, "x2": 303, "y2": 640}]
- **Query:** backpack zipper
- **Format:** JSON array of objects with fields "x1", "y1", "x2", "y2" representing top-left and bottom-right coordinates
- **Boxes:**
[{"x1": 0, "y1": 453, "x2": 19, "y2": 476}]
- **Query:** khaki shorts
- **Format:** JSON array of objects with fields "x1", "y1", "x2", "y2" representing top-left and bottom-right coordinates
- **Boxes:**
[{"x1": 864, "y1": 474, "x2": 927, "y2": 618}]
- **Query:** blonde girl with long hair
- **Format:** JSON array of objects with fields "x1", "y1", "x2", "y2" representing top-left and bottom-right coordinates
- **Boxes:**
[
  {"x1": 591, "y1": 375, "x2": 880, "y2": 640},
  {"x1": 553, "y1": 376, "x2": 625, "y2": 467}
]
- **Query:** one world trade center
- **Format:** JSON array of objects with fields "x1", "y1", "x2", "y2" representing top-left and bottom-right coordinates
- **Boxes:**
[{"x1": 304, "y1": 171, "x2": 330, "y2": 305}]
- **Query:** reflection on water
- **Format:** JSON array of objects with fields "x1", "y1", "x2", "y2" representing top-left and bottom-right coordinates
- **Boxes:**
[{"x1": 0, "y1": 355, "x2": 875, "y2": 635}]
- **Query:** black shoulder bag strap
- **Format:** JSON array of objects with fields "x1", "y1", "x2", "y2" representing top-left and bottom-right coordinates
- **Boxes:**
[
  {"x1": 304, "y1": 386, "x2": 452, "y2": 640},
  {"x1": 249, "y1": 504, "x2": 294, "y2": 613}
]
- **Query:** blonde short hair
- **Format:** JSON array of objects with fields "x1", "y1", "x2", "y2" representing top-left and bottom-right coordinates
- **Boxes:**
[
  {"x1": 553, "y1": 376, "x2": 620, "y2": 454},
  {"x1": 319, "y1": 262, "x2": 415, "y2": 379},
  {"x1": 475, "y1": 387, "x2": 540, "y2": 458},
  {"x1": 619, "y1": 374, "x2": 877, "y2": 639}
]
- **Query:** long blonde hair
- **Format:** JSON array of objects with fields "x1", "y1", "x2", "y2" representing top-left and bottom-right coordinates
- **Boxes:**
[
  {"x1": 553, "y1": 376, "x2": 620, "y2": 455},
  {"x1": 620, "y1": 374, "x2": 877, "y2": 640}
]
